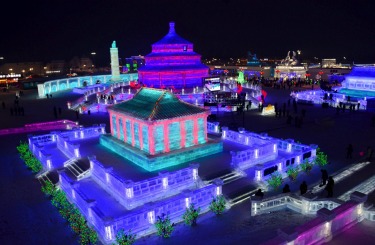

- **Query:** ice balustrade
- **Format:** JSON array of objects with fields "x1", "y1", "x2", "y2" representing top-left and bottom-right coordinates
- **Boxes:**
[
  {"x1": 254, "y1": 143, "x2": 317, "y2": 181},
  {"x1": 39, "y1": 73, "x2": 138, "y2": 98},
  {"x1": 270, "y1": 192, "x2": 369, "y2": 245},
  {"x1": 231, "y1": 143, "x2": 277, "y2": 170},
  {"x1": 1, "y1": 120, "x2": 78, "y2": 136},
  {"x1": 59, "y1": 171, "x2": 222, "y2": 243},
  {"x1": 58, "y1": 124, "x2": 106, "y2": 141},
  {"x1": 364, "y1": 207, "x2": 375, "y2": 221},
  {"x1": 250, "y1": 193, "x2": 343, "y2": 217},
  {"x1": 28, "y1": 133, "x2": 56, "y2": 146},
  {"x1": 59, "y1": 173, "x2": 109, "y2": 242},
  {"x1": 56, "y1": 134, "x2": 80, "y2": 159},
  {"x1": 28, "y1": 133, "x2": 57, "y2": 170},
  {"x1": 29, "y1": 143, "x2": 53, "y2": 170},
  {"x1": 90, "y1": 157, "x2": 200, "y2": 209},
  {"x1": 291, "y1": 89, "x2": 368, "y2": 108},
  {"x1": 222, "y1": 127, "x2": 274, "y2": 146},
  {"x1": 207, "y1": 121, "x2": 220, "y2": 134}
]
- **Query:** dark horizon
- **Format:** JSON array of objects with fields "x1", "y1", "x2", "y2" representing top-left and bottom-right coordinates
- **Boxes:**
[{"x1": 1, "y1": 0, "x2": 375, "y2": 66}]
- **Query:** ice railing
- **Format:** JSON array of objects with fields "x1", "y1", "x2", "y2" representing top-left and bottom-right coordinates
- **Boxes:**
[
  {"x1": 0, "y1": 120, "x2": 78, "y2": 136},
  {"x1": 263, "y1": 192, "x2": 371, "y2": 245},
  {"x1": 28, "y1": 133, "x2": 57, "y2": 170},
  {"x1": 277, "y1": 138, "x2": 317, "y2": 156},
  {"x1": 56, "y1": 134, "x2": 80, "y2": 159},
  {"x1": 252, "y1": 139, "x2": 317, "y2": 181},
  {"x1": 90, "y1": 156, "x2": 200, "y2": 210},
  {"x1": 250, "y1": 193, "x2": 343, "y2": 217},
  {"x1": 231, "y1": 143, "x2": 277, "y2": 170},
  {"x1": 291, "y1": 89, "x2": 367, "y2": 109},
  {"x1": 364, "y1": 206, "x2": 375, "y2": 221},
  {"x1": 60, "y1": 170, "x2": 223, "y2": 244},
  {"x1": 207, "y1": 121, "x2": 220, "y2": 134},
  {"x1": 29, "y1": 133, "x2": 56, "y2": 147},
  {"x1": 58, "y1": 124, "x2": 106, "y2": 141}
]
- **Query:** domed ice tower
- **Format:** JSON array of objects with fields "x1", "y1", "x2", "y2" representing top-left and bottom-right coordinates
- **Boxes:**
[{"x1": 138, "y1": 22, "x2": 209, "y2": 89}]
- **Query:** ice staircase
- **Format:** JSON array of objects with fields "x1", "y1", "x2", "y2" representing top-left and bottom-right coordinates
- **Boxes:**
[
  {"x1": 229, "y1": 188, "x2": 258, "y2": 206},
  {"x1": 63, "y1": 158, "x2": 91, "y2": 180},
  {"x1": 223, "y1": 177, "x2": 258, "y2": 206},
  {"x1": 204, "y1": 168, "x2": 259, "y2": 206},
  {"x1": 205, "y1": 169, "x2": 243, "y2": 185},
  {"x1": 37, "y1": 170, "x2": 59, "y2": 186}
]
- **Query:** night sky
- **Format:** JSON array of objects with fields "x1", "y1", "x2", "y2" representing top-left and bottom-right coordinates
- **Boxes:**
[{"x1": 2, "y1": 0, "x2": 375, "y2": 65}]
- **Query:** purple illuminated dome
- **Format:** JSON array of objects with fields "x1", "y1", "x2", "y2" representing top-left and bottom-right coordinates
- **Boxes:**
[{"x1": 138, "y1": 22, "x2": 209, "y2": 89}]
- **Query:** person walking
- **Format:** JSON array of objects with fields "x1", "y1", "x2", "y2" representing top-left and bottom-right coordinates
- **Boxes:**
[
  {"x1": 255, "y1": 189, "x2": 264, "y2": 198},
  {"x1": 282, "y1": 184, "x2": 291, "y2": 193},
  {"x1": 300, "y1": 181, "x2": 308, "y2": 195},
  {"x1": 320, "y1": 169, "x2": 328, "y2": 187},
  {"x1": 325, "y1": 176, "x2": 335, "y2": 197},
  {"x1": 346, "y1": 144, "x2": 353, "y2": 159}
]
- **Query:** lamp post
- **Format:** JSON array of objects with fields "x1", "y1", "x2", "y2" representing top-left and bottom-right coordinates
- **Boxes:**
[{"x1": 91, "y1": 52, "x2": 96, "y2": 73}]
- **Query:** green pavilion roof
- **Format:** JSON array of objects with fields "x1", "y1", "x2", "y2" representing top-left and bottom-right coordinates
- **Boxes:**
[{"x1": 109, "y1": 88, "x2": 208, "y2": 121}]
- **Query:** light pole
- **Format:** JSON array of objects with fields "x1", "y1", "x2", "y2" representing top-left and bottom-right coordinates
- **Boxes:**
[{"x1": 91, "y1": 52, "x2": 96, "y2": 73}]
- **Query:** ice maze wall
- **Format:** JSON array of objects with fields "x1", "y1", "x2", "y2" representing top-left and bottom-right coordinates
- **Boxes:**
[
  {"x1": 59, "y1": 167, "x2": 223, "y2": 244},
  {"x1": 221, "y1": 127, "x2": 317, "y2": 180},
  {"x1": 89, "y1": 156, "x2": 200, "y2": 209}
]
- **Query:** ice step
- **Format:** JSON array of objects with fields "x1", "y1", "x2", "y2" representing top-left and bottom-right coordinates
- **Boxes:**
[
  {"x1": 230, "y1": 189, "x2": 258, "y2": 206},
  {"x1": 37, "y1": 172, "x2": 51, "y2": 185},
  {"x1": 207, "y1": 171, "x2": 240, "y2": 184},
  {"x1": 222, "y1": 174, "x2": 243, "y2": 185}
]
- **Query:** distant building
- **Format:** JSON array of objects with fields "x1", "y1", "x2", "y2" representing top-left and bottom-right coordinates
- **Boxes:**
[
  {"x1": 322, "y1": 59, "x2": 336, "y2": 68},
  {"x1": 124, "y1": 55, "x2": 145, "y2": 73},
  {"x1": 207, "y1": 65, "x2": 271, "y2": 79},
  {"x1": 0, "y1": 62, "x2": 44, "y2": 77},
  {"x1": 138, "y1": 22, "x2": 209, "y2": 88},
  {"x1": 45, "y1": 60, "x2": 66, "y2": 76}
]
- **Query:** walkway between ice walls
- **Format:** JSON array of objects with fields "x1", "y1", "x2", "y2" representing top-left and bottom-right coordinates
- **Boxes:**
[
  {"x1": 37, "y1": 73, "x2": 138, "y2": 98},
  {"x1": 254, "y1": 191, "x2": 375, "y2": 245}
]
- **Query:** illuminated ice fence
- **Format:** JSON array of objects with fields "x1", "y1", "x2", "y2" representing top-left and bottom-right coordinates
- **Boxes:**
[
  {"x1": 89, "y1": 156, "x2": 201, "y2": 209},
  {"x1": 37, "y1": 73, "x2": 138, "y2": 98},
  {"x1": 260, "y1": 191, "x2": 372, "y2": 245},
  {"x1": 221, "y1": 127, "x2": 317, "y2": 180},
  {"x1": 28, "y1": 124, "x2": 106, "y2": 171},
  {"x1": 291, "y1": 89, "x2": 368, "y2": 109},
  {"x1": 59, "y1": 163, "x2": 225, "y2": 243}
]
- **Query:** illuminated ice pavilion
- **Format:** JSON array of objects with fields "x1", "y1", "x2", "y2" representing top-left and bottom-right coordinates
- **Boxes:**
[
  {"x1": 138, "y1": 22, "x2": 209, "y2": 88},
  {"x1": 101, "y1": 87, "x2": 222, "y2": 171}
]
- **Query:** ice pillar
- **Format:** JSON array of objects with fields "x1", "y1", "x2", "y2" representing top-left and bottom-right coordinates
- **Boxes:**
[{"x1": 110, "y1": 41, "x2": 120, "y2": 82}]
